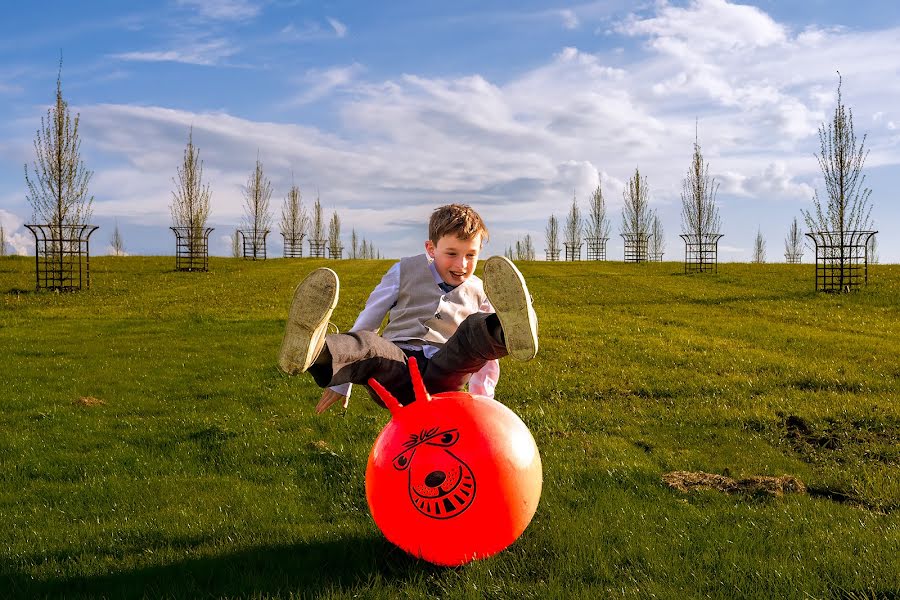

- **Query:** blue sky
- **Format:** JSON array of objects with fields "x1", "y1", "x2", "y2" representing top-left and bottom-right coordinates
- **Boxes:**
[{"x1": 1, "y1": 0, "x2": 899, "y2": 262}]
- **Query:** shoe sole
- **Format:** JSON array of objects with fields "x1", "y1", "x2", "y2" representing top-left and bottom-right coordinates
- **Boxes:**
[
  {"x1": 278, "y1": 268, "x2": 339, "y2": 374},
  {"x1": 483, "y1": 256, "x2": 538, "y2": 361}
]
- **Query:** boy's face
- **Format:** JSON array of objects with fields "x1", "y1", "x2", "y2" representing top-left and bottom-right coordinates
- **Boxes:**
[{"x1": 425, "y1": 233, "x2": 482, "y2": 286}]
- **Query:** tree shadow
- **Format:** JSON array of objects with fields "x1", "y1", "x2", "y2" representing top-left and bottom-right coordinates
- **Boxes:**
[{"x1": 2, "y1": 534, "x2": 442, "y2": 599}]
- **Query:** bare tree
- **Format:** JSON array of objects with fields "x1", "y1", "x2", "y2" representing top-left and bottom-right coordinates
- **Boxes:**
[
  {"x1": 564, "y1": 193, "x2": 583, "y2": 260},
  {"x1": 867, "y1": 235, "x2": 879, "y2": 264},
  {"x1": 622, "y1": 168, "x2": 653, "y2": 238},
  {"x1": 350, "y1": 228, "x2": 359, "y2": 259},
  {"x1": 649, "y1": 211, "x2": 665, "y2": 260},
  {"x1": 752, "y1": 227, "x2": 766, "y2": 263},
  {"x1": 545, "y1": 214, "x2": 560, "y2": 260},
  {"x1": 242, "y1": 154, "x2": 273, "y2": 257},
  {"x1": 328, "y1": 211, "x2": 343, "y2": 258},
  {"x1": 279, "y1": 178, "x2": 308, "y2": 255},
  {"x1": 505, "y1": 245, "x2": 515, "y2": 260},
  {"x1": 311, "y1": 193, "x2": 325, "y2": 236},
  {"x1": 680, "y1": 131, "x2": 720, "y2": 239},
  {"x1": 785, "y1": 217, "x2": 803, "y2": 263},
  {"x1": 0, "y1": 223, "x2": 6, "y2": 257},
  {"x1": 585, "y1": 183, "x2": 610, "y2": 241},
  {"x1": 110, "y1": 221, "x2": 125, "y2": 256},
  {"x1": 25, "y1": 59, "x2": 94, "y2": 232},
  {"x1": 232, "y1": 230, "x2": 241, "y2": 258},
  {"x1": 170, "y1": 127, "x2": 211, "y2": 243},
  {"x1": 802, "y1": 74, "x2": 873, "y2": 237}
]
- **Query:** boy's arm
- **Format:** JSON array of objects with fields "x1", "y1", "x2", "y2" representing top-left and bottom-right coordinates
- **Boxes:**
[{"x1": 321, "y1": 262, "x2": 401, "y2": 411}]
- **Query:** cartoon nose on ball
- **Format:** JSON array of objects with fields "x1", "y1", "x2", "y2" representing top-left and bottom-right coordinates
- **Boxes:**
[{"x1": 425, "y1": 471, "x2": 446, "y2": 487}]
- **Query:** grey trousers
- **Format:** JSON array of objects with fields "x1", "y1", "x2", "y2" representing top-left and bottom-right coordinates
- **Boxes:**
[{"x1": 307, "y1": 312, "x2": 507, "y2": 406}]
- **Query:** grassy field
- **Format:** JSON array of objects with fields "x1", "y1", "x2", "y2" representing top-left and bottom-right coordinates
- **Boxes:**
[{"x1": 1, "y1": 255, "x2": 898, "y2": 599}]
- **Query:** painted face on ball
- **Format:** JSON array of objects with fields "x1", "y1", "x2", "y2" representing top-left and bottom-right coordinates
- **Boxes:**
[{"x1": 392, "y1": 426, "x2": 476, "y2": 519}]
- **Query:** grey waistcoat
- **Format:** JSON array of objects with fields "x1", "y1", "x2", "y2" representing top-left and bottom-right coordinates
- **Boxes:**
[{"x1": 382, "y1": 254, "x2": 487, "y2": 346}]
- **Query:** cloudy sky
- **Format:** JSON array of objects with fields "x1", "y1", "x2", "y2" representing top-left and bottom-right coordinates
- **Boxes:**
[{"x1": 1, "y1": 0, "x2": 899, "y2": 261}]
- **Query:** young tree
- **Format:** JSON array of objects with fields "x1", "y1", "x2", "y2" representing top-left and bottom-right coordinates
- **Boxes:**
[
  {"x1": 110, "y1": 221, "x2": 125, "y2": 256},
  {"x1": 585, "y1": 183, "x2": 610, "y2": 241},
  {"x1": 622, "y1": 168, "x2": 652, "y2": 237},
  {"x1": 680, "y1": 131, "x2": 721, "y2": 240},
  {"x1": 0, "y1": 223, "x2": 7, "y2": 257},
  {"x1": 524, "y1": 234, "x2": 535, "y2": 261},
  {"x1": 785, "y1": 217, "x2": 803, "y2": 263},
  {"x1": 24, "y1": 59, "x2": 94, "y2": 234},
  {"x1": 649, "y1": 211, "x2": 665, "y2": 260},
  {"x1": 564, "y1": 193, "x2": 583, "y2": 259},
  {"x1": 279, "y1": 178, "x2": 308, "y2": 256},
  {"x1": 867, "y1": 235, "x2": 879, "y2": 264},
  {"x1": 311, "y1": 195, "x2": 325, "y2": 240},
  {"x1": 752, "y1": 227, "x2": 766, "y2": 263},
  {"x1": 622, "y1": 167, "x2": 653, "y2": 261},
  {"x1": 242, "y1": 155, "x2": 273, "y2": 257},
  {"x1": 232, "y1": 230, "x2": 241, "y2": 258},
  {"x1": 328, "y1": 211, "x2": 343, "y2": 258},
  {"x1": 350, "y1": 228, "x2": 359, "y2": 259},
  {"x1": 802, "y1": 74, "x2": 873, "y2": 238},
  {"x1": 171, "y1": 127, "x2": 211, "y2": 246},
  {"x1": 545, "y1": 214, "x2": 560, "y2": 260}
]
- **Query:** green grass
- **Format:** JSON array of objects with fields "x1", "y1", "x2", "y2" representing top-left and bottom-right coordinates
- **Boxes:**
[{"x1": 1, "y1": 255, "x2": 898, "y2": 599}]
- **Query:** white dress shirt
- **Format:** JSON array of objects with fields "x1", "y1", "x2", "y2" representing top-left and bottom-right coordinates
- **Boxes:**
[{"x1": 330, "y1": 260, "x2": 500, "y2": 399}]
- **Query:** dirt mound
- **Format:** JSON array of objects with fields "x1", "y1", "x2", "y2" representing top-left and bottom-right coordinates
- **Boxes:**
[
  {"x1": 663, "y1": 471, "x2": 806, "y2": 497},
  {"x1": 74, "y1": 396, "x2": 106, "y2": 407}
]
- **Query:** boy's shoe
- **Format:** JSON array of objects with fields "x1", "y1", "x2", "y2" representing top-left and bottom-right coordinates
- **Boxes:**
[
  {"x1": 483, "y1": 256, "x2": 538, "y2": 361},
  {"x1": 278, "y1": 267, "x2": 340, "y2": 374}
]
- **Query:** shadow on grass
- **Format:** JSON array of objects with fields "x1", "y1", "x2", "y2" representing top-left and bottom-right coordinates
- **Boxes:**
[{"x1": 2, "y1": 534, "x2": 440, "y2": 599}]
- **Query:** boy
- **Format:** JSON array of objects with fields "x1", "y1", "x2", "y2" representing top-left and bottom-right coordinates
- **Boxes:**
[{"x1": 278, "y1": 203, "x2": 537, "y2": 412}]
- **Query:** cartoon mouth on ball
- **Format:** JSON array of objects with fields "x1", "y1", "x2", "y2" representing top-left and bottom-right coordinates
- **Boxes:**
[{"x1": 392, "y1": 426, "x2": 477, "y2": 519}]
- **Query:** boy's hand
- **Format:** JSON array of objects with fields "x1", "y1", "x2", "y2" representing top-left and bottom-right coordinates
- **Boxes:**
[{"x1": 316, "y1": 389, "x2": 349, "y2": 414}]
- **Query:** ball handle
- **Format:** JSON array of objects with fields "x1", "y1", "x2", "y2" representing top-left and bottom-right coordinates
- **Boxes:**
[{"x1": 367, "y1": 356, "x2": 431, "y2": 415}]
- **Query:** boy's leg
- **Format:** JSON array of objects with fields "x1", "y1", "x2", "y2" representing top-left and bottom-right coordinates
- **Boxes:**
[
  {"x1": 423, "y1": 312, "x2": 506, "y2": 393},
  {"x1": 278, "y1": 267, "x2": 340, "y2": 375},
  {"x1": 483, "y1": 256, "x2": 538, "y2": 361},
  {"x1": 309, "y1": 331, "x2": 422, "y2": 407}
]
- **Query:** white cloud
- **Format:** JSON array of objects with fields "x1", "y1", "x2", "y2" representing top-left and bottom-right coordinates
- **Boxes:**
[
  {"x1": 719, "y1": 162, "x2": 815, "y2": 201},
  {"x1": 286, "y1": 64, "x2": 363, "y2": 106},
  {"x1": 327, "y1": 17, "x2": 348, "y2": 38},
  {"x1": 0, "y1": 209, "x2": 32, "y2": 256},
  {"x1": 176, "y1": 0, "x2": 261, "y2": 21},
  {"x1": 114, "y1": 38, "x2": 238, "y2": 66},
  {"x1": 560, "y1": 9, "x2": 579, "y2": 30}
]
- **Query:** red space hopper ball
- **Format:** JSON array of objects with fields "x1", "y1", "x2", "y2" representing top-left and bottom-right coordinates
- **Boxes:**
[{"x1": 365, "y1": 358, "x2": 542, "y2": 567}]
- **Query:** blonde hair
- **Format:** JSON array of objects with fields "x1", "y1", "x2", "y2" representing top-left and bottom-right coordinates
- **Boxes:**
[{"x1": 428, "y1": 204, "x2": 489, "y2": 244}]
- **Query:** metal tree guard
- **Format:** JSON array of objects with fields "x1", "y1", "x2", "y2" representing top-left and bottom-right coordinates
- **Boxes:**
[
  {"x1": 563, "y1": 242, "x2": 582, "y2": 261},
  {"x1": 238, "y1": 229, "x2": 270, "y2": 260},
  {"x1": 328, "y1": 243, "x2": 344, "y2": 259},
  {"x1": 680, "y1": 233, "x2": 723, "y2": 273},
  {"x1": 784, "y1": 251, "x2": 803, "y2": 264},
  {"x1": 649, "y1": 250, "x2": 664, "y2": 262},
  {"x1": 25, "y1": 224, "x2": 99, "y2": 291},
  {"x1": 621, "y1": 233, "x2": 651, "y2": 263},
  {"x1": 308, "y1": 237, "x2": 327, "y2": 258},
  {"x1": 282, "y1": 232, "x2": 305, "y2": 258},
  {"x1": 545, "y1": 247, "x2": 561, "y2": 261},
  {"x1": 170, "y1": 226, "x2": 214, "y2": 271},
  {"x1": 805, "y1": 230, "x2": 877, "y2": 292},
  {"x1": 585, "y1": 236, "x2": 609, "y2": 261}
]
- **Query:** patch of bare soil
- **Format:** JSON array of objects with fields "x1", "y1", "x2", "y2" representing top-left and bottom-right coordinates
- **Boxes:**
[
  {"x1": 74, "y1": 396, "x2": 106, "y2": 407},
  {"x1": 663, "y1": 471, "x2": 807, "y2": 497}
]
